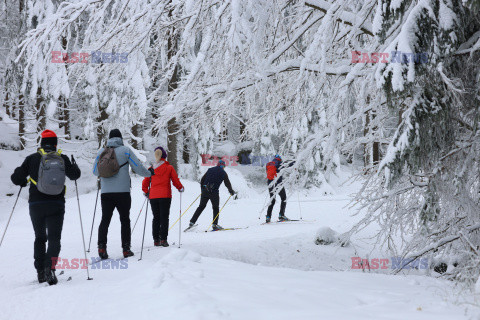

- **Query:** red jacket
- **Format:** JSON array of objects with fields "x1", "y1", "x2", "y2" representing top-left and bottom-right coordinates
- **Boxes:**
[{"x1": 142, "y1": 161, "x2": 183, "y2": 199}]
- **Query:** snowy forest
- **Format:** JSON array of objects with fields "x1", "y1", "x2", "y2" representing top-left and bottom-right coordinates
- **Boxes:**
[{"x1": 1, "y1": 0, "x2": 480, "y2": 318}]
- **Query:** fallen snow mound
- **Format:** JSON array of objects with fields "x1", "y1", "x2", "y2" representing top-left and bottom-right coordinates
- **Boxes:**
[{"x1": 315, "y1": 226, "x2": 350, "y2": 247}]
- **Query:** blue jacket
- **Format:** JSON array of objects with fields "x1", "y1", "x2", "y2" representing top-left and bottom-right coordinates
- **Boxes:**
[
  {"x1": 201, "y1": 166, "x2": 234, "y2": 195},
  {"x1": 93, "y1": 137, "x2": 151, "y2": 193}
]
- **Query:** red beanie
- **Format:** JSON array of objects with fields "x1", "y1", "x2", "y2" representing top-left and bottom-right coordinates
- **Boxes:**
[
  {"x1": 41, "y1": 130, "x2": 57, "y2": 138},
  {"x1": 41, "y1": 130, "x2": 58, "y2": 148}
]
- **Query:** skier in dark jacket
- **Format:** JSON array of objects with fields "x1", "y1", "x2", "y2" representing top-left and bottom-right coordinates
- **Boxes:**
[
  {"x1": 92, "y1": 129, "x2": 153, "y2": 259},
  {"x1": 188, "y1": 160, "x2": 235, "y2": 231},
  {"x1": 10, "y1": 130, "x2": 81, "y2": 285},
  {"x1": 266, "y1": 155, "x2": 293, "y2": 223}
]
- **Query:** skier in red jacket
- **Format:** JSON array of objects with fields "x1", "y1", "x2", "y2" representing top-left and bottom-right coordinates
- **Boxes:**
[{"x1": 142, "y1": 147, "x2": 184, "y2": 247}]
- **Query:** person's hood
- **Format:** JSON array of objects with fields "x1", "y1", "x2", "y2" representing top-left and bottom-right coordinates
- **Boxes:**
[
  {"x1": 106, "y1": 137, "x2": 124, "y2": 148},
  {"x1": 153, "y1": 160, "x2": 166, "y2": 169}
]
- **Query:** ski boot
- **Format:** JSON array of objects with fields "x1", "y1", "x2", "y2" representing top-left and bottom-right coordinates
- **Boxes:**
[
  {"x1": 160, "y1": 240, "x2": 169, "y2": 247},
  {"x1": 154, "y1": 239, "x2": 161, "y2": 247},
  {"x1": 37, "y1": 269, "x2": 46, "y2": 284},
  {"x1": 265, "y1": 216, "x2": 271, "y2": 223},
  {"x1": 212, "y1": 224, "x2": 224, "y2": 231},
  {"x1": 98, "y1": 244, "x2": 109, "y2": 260},
  {"x1": 44, "y1": 267, "x2": 58, "y2": 285},
  {"x1": 123, "y1": 246, "x2": 134, "y2": 258},
  {"x1": 278, "y1": 215, "x2": 290, "y2": 222}
]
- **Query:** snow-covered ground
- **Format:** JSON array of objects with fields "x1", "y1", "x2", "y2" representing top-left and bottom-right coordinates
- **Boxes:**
[{"x1": 0, "y1": 152, "x2": 477, "y2": 320}]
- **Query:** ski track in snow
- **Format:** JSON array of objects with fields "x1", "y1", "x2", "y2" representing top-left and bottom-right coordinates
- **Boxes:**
[{"x1": 0, "y1": 157, "x2": 477, "y2": 319}]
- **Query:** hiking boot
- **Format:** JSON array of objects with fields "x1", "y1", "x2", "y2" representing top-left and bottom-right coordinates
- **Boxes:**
[
  {"x1": 278, "y1": 215, "x2": 290, "y2": 222},
  {"x1": 98, "y1": 244, "x2": 108, "y2": 260},
  {"x1": 266, "y1": 216, "x2": 271, "y2": 223},
  {"x1": 160, "y1": 240, "x2": 169, "y2": 247},
  {"x1": 37, "y1": 269, "x2": 46, "y2": 284},
  {"x1": 123, "y1": 249, "x2": 134, "y2": 258},
  {"x1": 44, "y1": 267, "x2": 58, "y2": 285},
  {"x1": 154, "y1": 239, "x2": 161, "y2": 247},
  {"x1": 212, "y1": 224, "x2": 224, "y2": 231}
]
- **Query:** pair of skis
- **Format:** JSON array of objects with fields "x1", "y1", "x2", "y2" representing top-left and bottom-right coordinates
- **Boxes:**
[
  {"x1": 261, "y1": 219, "x2": 313, "y2": 225},
  {"x1": 183, "y1": 224, "x2": 247, "y2": 232}
]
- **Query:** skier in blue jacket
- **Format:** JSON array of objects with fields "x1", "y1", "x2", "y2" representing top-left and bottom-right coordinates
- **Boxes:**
[{"x1": 93, "y1": 129, "x2": 153, "y2": 259}]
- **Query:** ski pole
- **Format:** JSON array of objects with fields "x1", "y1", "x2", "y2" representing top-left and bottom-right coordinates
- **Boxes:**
[
  {"x1": 132, "y1": 197, "x2": 147, "y2": 234},
  {"x1": 74, "y1": 180, "x2": 93, "y2": 280},
  {"x1": 178, "y1": 192, "x2": 182, "y2": 248},
  {"x1": 297, "y1": 190, "x2": 303, "y2": 220},
  {"x1": 139, "y1": 179, "x2": 152, "y2": 261},
  {"x1": 87, "y1": 180, "x2": 100, "y2": 253},
  {"x1": 168, "y1": 193, "x2": 200, "y2": 231},
  {"x1": 205, "y1": 194, "x2": 233, "y2": 232},
  {"x1": 0, "y1": 187, "x2": 22, "y2": 248}
]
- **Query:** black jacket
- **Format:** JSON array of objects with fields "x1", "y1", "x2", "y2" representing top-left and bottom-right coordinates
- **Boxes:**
[
  {"x1": 200, "y1": 166, "x2": 234, "y2": 195},
  {"x1": 11, "y1": 148, "x2": 81, "y2": 203}
]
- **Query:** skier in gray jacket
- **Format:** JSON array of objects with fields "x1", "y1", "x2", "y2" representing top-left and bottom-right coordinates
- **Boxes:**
[{"x1": 93, "y1": 129, "x2": 153, "y2": 259}]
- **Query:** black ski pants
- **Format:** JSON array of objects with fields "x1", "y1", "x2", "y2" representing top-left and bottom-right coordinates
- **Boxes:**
[
  {"x1": 29, "y1": 201, "x2": 65, "y2": 271},
  {"x1": 98, "y1": 192, "x2": 131, "y2": 249},
  {"x1": 266, "y1": 182, "x2": 286, "y2": 218},
  {"x1": 190, "y1": 190, "x2": 220, "y2": 225},
  {"x1": 150, "y1": 198, "x2": 172, "y2": 241}
]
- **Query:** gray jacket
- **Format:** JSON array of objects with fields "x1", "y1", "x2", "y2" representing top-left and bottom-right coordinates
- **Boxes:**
[{"x1": 93, "y1": 137, "x2": 151, "y2": 193}]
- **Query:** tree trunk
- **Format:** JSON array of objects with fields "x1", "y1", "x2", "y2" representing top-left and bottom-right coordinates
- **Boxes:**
[
  {"x1": 182, "y1": 130, "x2": 190, "y2": 164},
  {"x1": 96, "y1": 104, "x2": 108, "y2": 148},
  {"x1": 4, "y1": 91, "x2": 11, "y2": 117},
  {"x1": 150, "y1": 34, "x2": 160, "y2": 138},
  {"x1": 59, "y1": 37, "x2": 70, "y2": 139},
  {"x1": 166, "y1": 12, "x2": 179, "y2": 172},
  {"x1": 131, "y1": 123, "x2": 141, "y2": 150},
  {"x1": 59, "y1": 95, "x2": 70, "y2": 138},
  {"x1": 18, "y1": 92, "x2": 25, "y2": 150},
  {"x1": 364, "y1": 110, "x2": 371, "y2": 168},
  {"x1": 36, "y1": 87, "x2": 46, "y2": 140}
]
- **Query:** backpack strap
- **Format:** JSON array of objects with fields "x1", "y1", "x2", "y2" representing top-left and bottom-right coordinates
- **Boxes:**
[
  {"x1": 119, "y1": 161, "x2": 129, "y2": 168},
  {"x1": 38, "y1": 148, "x2": 62, "y2": 156},
  {"x1": 28, "y1": 177, "x2": 37, "y2": 185}
]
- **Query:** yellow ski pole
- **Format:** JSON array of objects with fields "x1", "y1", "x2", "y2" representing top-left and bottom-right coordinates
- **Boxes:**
[
  {"x1": 169, "y1": 193, "x2": 201, "y2": 231},
  {"x1": 205, "y1": 194, "x2": 233, "y2": 232}
]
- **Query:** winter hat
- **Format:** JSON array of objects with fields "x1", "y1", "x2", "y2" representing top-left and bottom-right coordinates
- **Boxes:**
[
  {"x1": 108, "y1": 129, "x2": 123, "y2": 139},
  {"x1": 217, "y1": 160, "x2": 226, "y2": 168},
  {"x1": 40, "y1": 130, "x2": 58, "y2": 148},
  {"x1": 274, "y1": 154, "x2": 282, "y2": 161},
  {"x1": 154, "y1": 146, "x2": 167, "y2": 161}
]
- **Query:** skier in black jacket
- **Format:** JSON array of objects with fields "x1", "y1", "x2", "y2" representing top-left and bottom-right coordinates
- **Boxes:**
[
  {"x1": 266, "y1": 155, "x2": 294, "y2": 223},
  {"x1": 189, "y1": 160, "x2": 235, "y2": 230},
  {"x1": 10, "y1": 130, "x2": 81, "y2": 285}
]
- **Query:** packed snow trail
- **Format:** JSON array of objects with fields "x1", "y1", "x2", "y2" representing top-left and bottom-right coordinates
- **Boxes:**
[{"x1": 0, "y1": 168, "x2": 474, "y2": 319}]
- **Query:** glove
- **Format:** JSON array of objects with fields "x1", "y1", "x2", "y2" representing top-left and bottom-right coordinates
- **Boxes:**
[
  {"x1": 230, "y1": 190, "x2": 236, "y2": 196},
  {"x1": 20, "y1": 180, "x2": 28, "y2": 188},
  {"x1": 144, "y1": 192, "x2": 149, "y2": 198},
  {"x1": 148, "y1": 167, "x2": 155, "y2": 176},
  {"x1": 179, "y1": 187, "x2": 185, "y2": 193}
]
